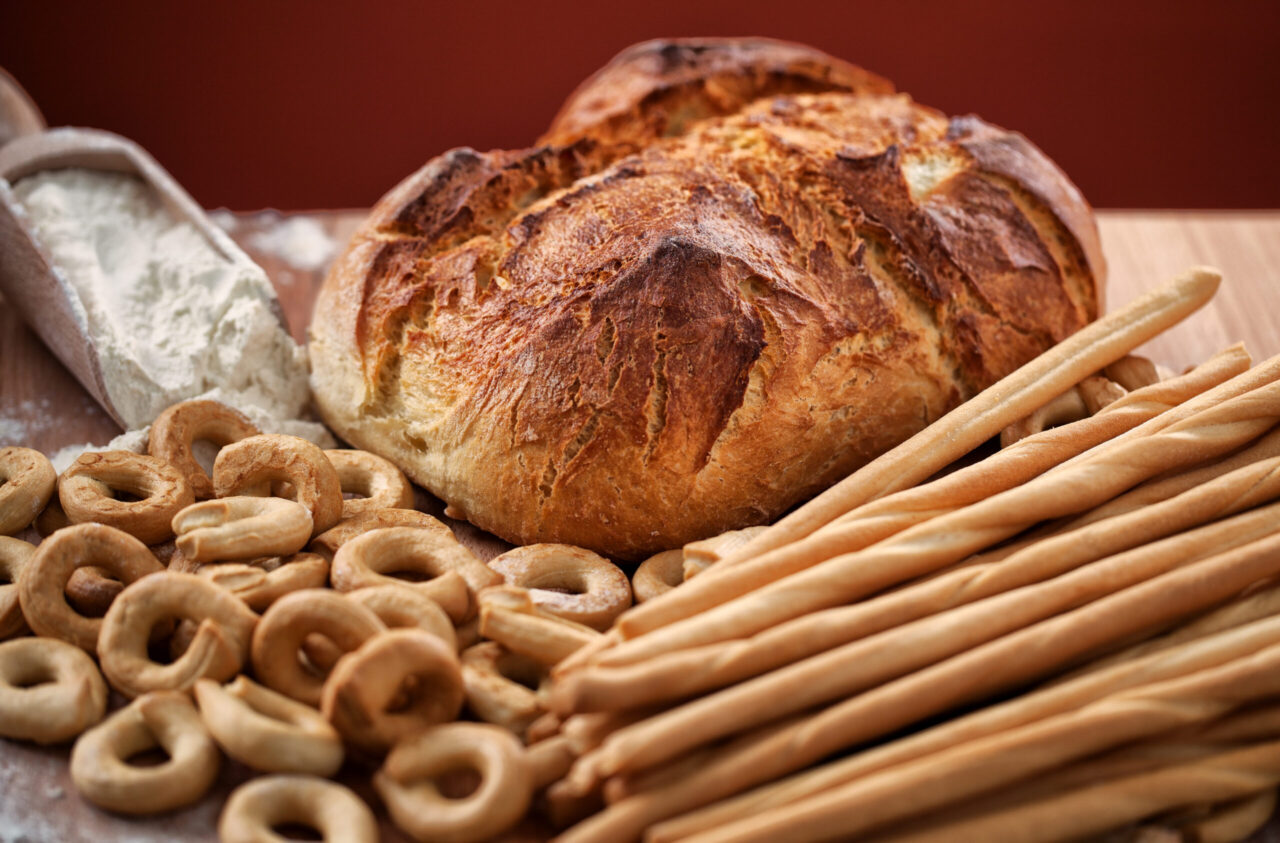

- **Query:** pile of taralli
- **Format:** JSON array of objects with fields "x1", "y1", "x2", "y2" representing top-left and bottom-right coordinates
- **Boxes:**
[{"x1": 5, "y1": 266, "x2": 1280, "y2": 842}]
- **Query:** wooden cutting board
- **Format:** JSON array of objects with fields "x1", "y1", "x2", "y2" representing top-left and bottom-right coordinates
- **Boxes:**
[{"x1": 0, "y1": 208, "x2": 1278, "y2": 841}]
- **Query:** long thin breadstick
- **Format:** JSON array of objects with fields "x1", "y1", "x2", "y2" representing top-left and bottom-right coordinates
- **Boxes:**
[
  {"x1": 942, "y1": 704, "x2": 1280, "y2": 815},
  {"x1": 682, "y1": 640, "x2": 1280, "y2": 843},
  {"x1": 1061, "y1": 579, "x2": 1280, "y2": 681},
  {"x1": 610, "y1": 342, "x2": 1249, "y2": 642},
  {"x1": 563, "y1": 531, "x2": 1280, "y2": 842},
  {"x1": 647, "y1": 612, "x2": 1280, "y2": 843},
  {"x1": 863, "y1": 742, "x2": 1280, "y2": 843},
  {"x1": 595, "y1": 370, "x2": 1280, "y2": 668},
  {"x1": 580, "y1": 498, "x2": 1280, "y2": 777},
  {"x1": 954, "y1": 421, "x2": 1280, "y2": 572},
  {"x1": 552, "y1": 458, "x2": 1280, "y2": 715},
  {"x1": 711, "y1": 267, "x2": 1221, "y2": 564}
]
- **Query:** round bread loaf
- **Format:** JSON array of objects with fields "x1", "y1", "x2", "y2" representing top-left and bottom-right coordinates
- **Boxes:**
[{"x1": 310, "y1": 38, "x2": 1104, "y2": 559}]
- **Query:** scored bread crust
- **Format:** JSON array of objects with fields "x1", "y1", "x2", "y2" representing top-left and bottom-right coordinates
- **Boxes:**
[{"x1": 310, "y1": 38, "x2": 1104, "y2": 560}]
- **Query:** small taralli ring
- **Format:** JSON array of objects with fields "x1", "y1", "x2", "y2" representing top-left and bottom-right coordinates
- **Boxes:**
[
  {"x1": 488, "y1": 543, "x2": 633, "y2": 630},
  {"x1": 0, "y1": 536, "x2": 35, "y2": 639},
  {"x1": 309, "y1": 507, "x2": 455, "y2": 562},
  {"x1": 148, "y1": 399, "x2": 260, "y2": 500},
  {"x1": 346, "y1": 583, "x2": 457, "y2": 650},
  {"x1": 460, "y1": 641, "x2": 546, "y2": 736},
  {"x1": 213, "y1": 434, "x2": 343, "y2": 535},
  {"x1": 98, "y1": 572, "x2": 258, "y2": 697},
  {"x1": 325, "y1": 449, "x2": 414, "y2": 519},
  {"x1": 172, "y1": 495, "x2": 313, "y2": 562},
  {"x1": 70, "y1": 690, "x2": 219, "y2": 814},
  {"x1": 0, "y1": 446, "x2": 56, "y2": 535},
  {"x1": 331, "y1": 526, "x2": 500, "y2": 622},
  {"x1": 321, "y1": 628, "x2": 465, "y2": 753},
  {"x1": 219, "y1": 775, "x2": 378, "y2": 843},
  {"x1": 632, "y1": 548, "x2": 686, "y2": 603},
  {"x1": 304, "y1": 583, "x2": 458, "y2": 672},
  {"x1": 251, "y1": 588, "x2": 386, "y2": 706},
  {"x1": 59, "y1": 451, "x2": 194, "y2": 544},
  {"x1": 195, "y1": 676, "x2": 343, "y2": 776},
  {"x1": 18, "y1": 523, "x2": 163, "y2": 652},
  {"x1": 0, "y1": 637, "x2": 107, "y2": 744},
  {"x1": 197, "y1": 552, "x2": 330, "y2": 611},
  {"x1": 375, "y1": 722, "x2": 532, "y2": 843}
]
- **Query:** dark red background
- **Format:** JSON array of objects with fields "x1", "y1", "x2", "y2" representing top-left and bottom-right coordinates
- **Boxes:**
[{"x1": 3, "y1": 0, "x2": 1277, "y2": 211}]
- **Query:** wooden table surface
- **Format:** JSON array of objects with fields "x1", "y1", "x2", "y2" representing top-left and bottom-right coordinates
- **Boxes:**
[{"x1": 1, "y1": 208, "x2": 1279, "y2": 841}]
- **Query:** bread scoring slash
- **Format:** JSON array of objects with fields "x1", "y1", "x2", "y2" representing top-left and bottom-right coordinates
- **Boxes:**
[{"x1": 309, "y1": 37, "x2": 1103, "y2": 559}]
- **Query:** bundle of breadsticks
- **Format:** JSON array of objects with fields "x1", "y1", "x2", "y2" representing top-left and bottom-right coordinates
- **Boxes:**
[{"x1": 535, "y1": 266, "x2": 1280, "y2": 842}]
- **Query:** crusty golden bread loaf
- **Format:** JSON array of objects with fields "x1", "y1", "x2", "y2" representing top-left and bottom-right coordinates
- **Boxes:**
[{"x1": 309, "y1": 38, "x2": 1104, "y2": 559}]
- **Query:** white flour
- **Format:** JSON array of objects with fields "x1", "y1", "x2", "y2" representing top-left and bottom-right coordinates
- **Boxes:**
[
  {"x1": 246, "y1": 213, "x2": 337, "y2": 271},
  {"x1": 10, "y1": 169, "x2": 331, "y2": 453}
]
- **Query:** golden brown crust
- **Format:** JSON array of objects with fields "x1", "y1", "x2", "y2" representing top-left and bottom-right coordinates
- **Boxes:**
[
  {"x1": 311, "y1": 39, "x2": 1102, "y2": 559},
  {"x1": 541, "y1": 37, "x2": 894, "y2": 157}
]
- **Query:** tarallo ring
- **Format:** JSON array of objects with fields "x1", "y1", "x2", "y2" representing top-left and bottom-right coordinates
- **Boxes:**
[
  {"x1": 0, "y1": 536, "x2": 35, "y2": 639},
  {"x1": 320, "y1": 628, "x2": 464, "y2": 752},
  {"x1": 194, "y1": 676, "x2": 343, "y2": 776},
  {"x1": 0, "y1": 446, "x2": 56, "y2": 535},
  {"x1": 489, "y1": 543, "x2": 632, "y2": 630},
  {"x1": 148, "y1": 399, "x2": 259, "y2": 500},
  {"x1": 70, "y1": 690, "x2": 219, "y2": 814},
  {"x1": 251, "y1": 588, "x2": 385, "y2": 706},
  {"x1": 306, "y1": 583, "x2": 458, "y2": 671},
  {"x1": 632, "y1": 548, "x2": 686, "y2": 603},
  {"x1": 331, "y1": 526, "x2": 500, "y2": 623},
  {"x1": 98, "y1": 572, "x2": 258, "y2": 697},
  {"x1": 59, "y1": 450, "x2": 194, "y2": 544},
  {"x1": 0, "y1": 637, "x2": 107, "y2": 743},
  {"x1": 375, "y1": 722, "x2": 532, "y2": 843},
  {"x1": 325, "y1": 449, "x2": 414, "y2": 519},
  {"x1": 18, "y1": 523, "x2": 163, "y2": 652},
  {"x1": 213, "y1": 434, "x2": 343, "y2": 535},
  {"x1": 460, "y1": 641, "x2": 546, "y2": 736},
  {"x1": 172, "y1": 495, "x2": 312, "y2": 562},
  {"x1": 219, "y1": 775, "x2": 378, "y2": 843},
  {"x1": 308, "y1": 507, "x2": 455, "y2": 562}
]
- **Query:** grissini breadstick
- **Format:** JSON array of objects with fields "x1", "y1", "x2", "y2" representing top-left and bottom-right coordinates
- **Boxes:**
[
  {"x1": 682, "y1": 640, "x2": 1280, "y2": 843},
  {"x1": 595, "y1": 371, "x2": 1280, "y2": 668},
  {"x1": 553, "y1": 459, "x2": 1280, "y2": 715},
  {"x1": 703, "y1": 267, "x2": 1221, "y2": 567},
  {"x1": 681, "y1": 526, "x2": 767, "y2": 580},
  {"x1": 610, "y1": 343, "x2": 1250, "y2": 642},
  {"x1": 552, "y1": 629, "x2": 621, "y2": 677},
  {"x1": 938, "y1": 703, "x2": 1280, "y2": 817},
  {"x1": 568, "y1": 530, "x2": 1280, "y2": 842},
  {"x1": 581, "y1": 498, "x2": 1280, "y2": 777},
  {"x1": 646, "y1": 612, "x2": 1280, "y2": 843},
  {"x1": 955, "y1": 421, "x2": 1280, "y2": 571},
  {"x1": 860, "y1": 741, "x2": 1280, "y2": 843},
  {"x1": 554, "y1": 714, "x2": 811, "y2": 842},
  {"x1": 1061, "y1": 580, "x2": 1280, "y2": 682}
]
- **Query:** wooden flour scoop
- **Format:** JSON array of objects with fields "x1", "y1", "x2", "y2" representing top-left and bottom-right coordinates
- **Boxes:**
[{"x1": 0, "y1": 127, "x2": 288, "y2": 429}]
